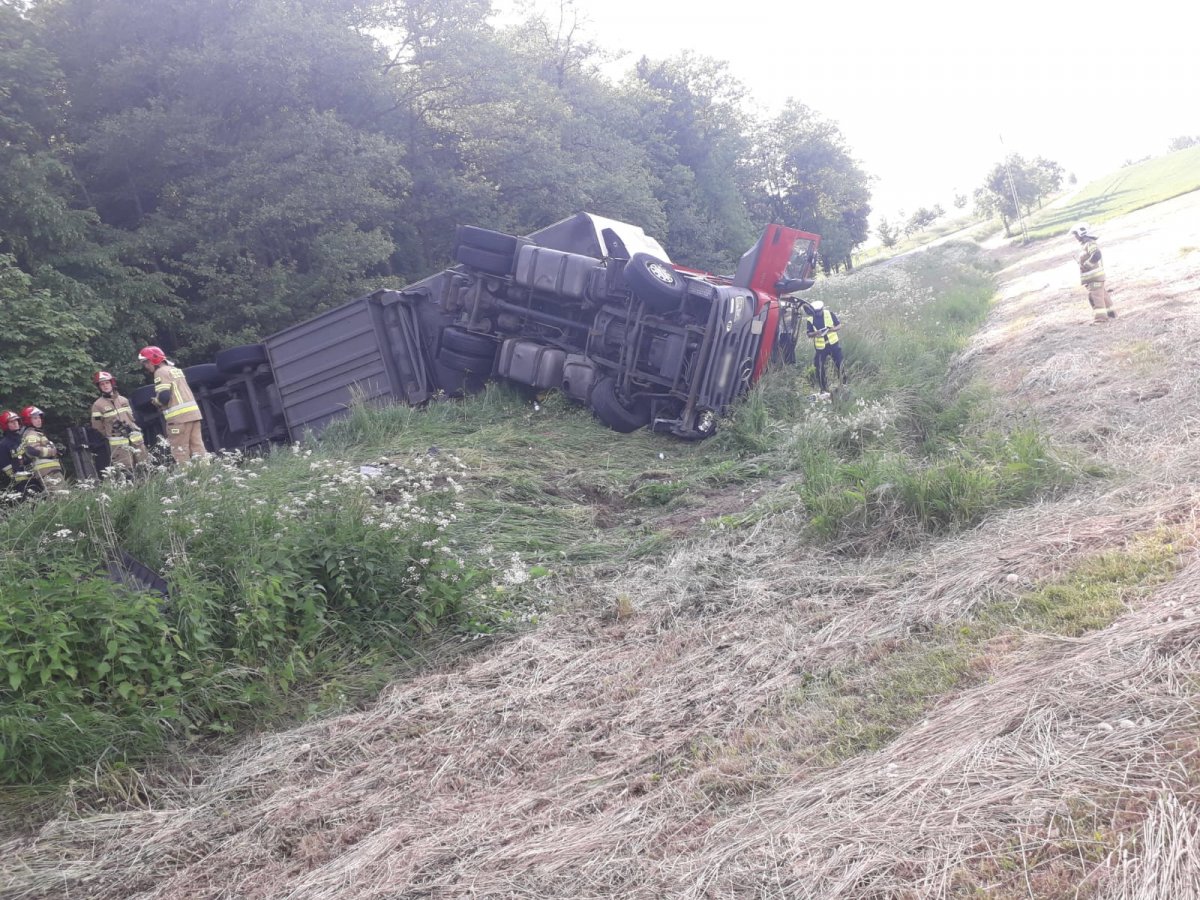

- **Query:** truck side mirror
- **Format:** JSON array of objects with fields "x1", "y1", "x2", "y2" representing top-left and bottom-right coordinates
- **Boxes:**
[{"x1": 775, "y1": 277, "x2": 815, "y2": 295}]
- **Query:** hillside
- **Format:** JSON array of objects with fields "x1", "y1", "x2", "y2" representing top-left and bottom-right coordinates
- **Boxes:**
[{"x1": 4, "y1": 191, "x2": 1200, "y2": 898}]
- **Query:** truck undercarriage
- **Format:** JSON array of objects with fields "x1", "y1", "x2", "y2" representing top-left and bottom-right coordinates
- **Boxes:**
[{"x1": 127, "y1": 213, "x2": 820, "y2": 452}]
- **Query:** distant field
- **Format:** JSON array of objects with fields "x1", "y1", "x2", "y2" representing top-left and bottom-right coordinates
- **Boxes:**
[{"x1": 1025, "y1": 144, "x2": 1200, "y2": 239}]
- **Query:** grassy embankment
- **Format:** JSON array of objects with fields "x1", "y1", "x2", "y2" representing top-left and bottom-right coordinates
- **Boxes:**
[
  {"x1": 0, "y1": 242, "x2": 1099, "y2": 793},
  {"x1": 1025, "y1": 144, "x2": 1200, "y2": 240}
]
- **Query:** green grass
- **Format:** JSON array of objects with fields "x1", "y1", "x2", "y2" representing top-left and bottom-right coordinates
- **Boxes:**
[
  {"x1": 1025, "y1": 144, "x2": 1200, "y2": 240},
  {"x1": 0, "y1": 243, "x2": 1082, "y2": 791},
  {"x1": 0, "y1": 447, "x2": 482, "y2": 783},
  {"x1": 791, "y1": 530, "x2": 1184, "y2": 765},
  {"x1": 852, "y1": 212, "x2": 989, "y2": 267}
]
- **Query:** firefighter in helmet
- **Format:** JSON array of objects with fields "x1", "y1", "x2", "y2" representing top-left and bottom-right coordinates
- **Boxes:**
[
  {"x1": 16, "y1": 405, "x2": 66, "y2": 492},
  {"x1": 0, "y1": 409, "x2": 32, "y2": 496},
  {"x1": 1070, "y1": 223, "x2": 1117, "y2": 324},
  {"x1": 90, "y1": 370, "x2": 148, "y2": 473},
  {"x1": 138, "y1": 346, "x2": 207, "y2": 463},
  {"x1": 802, "y1": 300, "x2": 847, "y2": 397}
]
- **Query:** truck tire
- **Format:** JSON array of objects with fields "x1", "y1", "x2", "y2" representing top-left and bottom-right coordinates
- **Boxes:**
[
  {"x1": 590, "y1": 376, "x2": 650, "y2": 433},
  {"x1": 454, "y1": 245, "x2": 513, "y2": 276},
  {"x1": 438, "y1": 347, "x2": 495, "y2": 376},
  {"x1": 215, "y1": 343, "x2": 268, "y2": 375},
  {"x1": 624, "y1": 252, "x2": 686, "y2": 312},
  {"x1": 457, "y1": 225, "x2": 519, "y2": 256},
  {"x1": 441, "y1": 326, "x2": 498, "y2": 357},
  {"x1": 184, "y1": 363, "x2": 226, "y2": 389}
]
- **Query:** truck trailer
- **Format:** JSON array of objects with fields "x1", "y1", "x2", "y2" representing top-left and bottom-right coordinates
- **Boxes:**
[{"x1": 128, "y1": 212, "x2": 819, "y2": 451}]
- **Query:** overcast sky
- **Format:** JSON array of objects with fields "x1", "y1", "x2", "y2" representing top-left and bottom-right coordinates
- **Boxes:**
[{"x1": 500, "y1": 0, "x2": 1200, "y2": 224}]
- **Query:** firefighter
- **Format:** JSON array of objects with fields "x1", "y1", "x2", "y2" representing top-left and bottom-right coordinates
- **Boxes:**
[
  {"x1": 1, "y1": 409, "x2": 32, "y2": 496},
  {"x1": 90, "y1": 370, "x2": 148, "y2": 474},
  {"x1": 802, "y1": 300, "x2": 847, "y2": 397},
  {"x1": 1070, "y1": 223, "x2": 1117, "y2": 324},
  {"x1": 16, "y1": 406, "x2": 67, "y2": 492},
  {"x1": 138, "y1": 346, "x2": 207, "y2": 463}
]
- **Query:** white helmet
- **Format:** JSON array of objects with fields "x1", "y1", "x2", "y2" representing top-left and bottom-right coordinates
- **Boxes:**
[
  {"x1": 1070, "y1": 222, "x2": 1092, "y2": 238},
  {"x1": 808, "y1": 300, "x2": 825, "y2": 312}
]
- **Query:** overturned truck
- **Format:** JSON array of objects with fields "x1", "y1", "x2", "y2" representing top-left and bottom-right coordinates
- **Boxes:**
[{"x1": 129, "y1": 213, "x2": 819, "y2": 451}]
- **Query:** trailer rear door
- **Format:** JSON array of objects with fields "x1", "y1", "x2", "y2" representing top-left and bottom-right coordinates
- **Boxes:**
[{"x1": 264, "y1": 291, "x2": 431, "y2": 439}]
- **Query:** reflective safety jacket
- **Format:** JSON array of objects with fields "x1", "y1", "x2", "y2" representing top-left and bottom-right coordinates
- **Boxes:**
[
  {"x1": 0, "y1": 431, "x2": 30, "y2": 486},
  {"x1": 151, "y1": 364, "x2": 202, "y2": 423},
  {"x1": 805, "y1": 308, "x2": 841, "y2": 350},
  {"x1": 1078, "y1": 239, "x2": 1105, "y2": 285},
  {"x1": 17, "y1": 426, "x2": 63, "y2": 480},
  {"x1": 91, "y1": 392, "x2": 145, "y2": 447}
]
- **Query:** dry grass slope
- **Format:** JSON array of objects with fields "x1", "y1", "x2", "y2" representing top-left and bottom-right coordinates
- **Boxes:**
[{"x1": 4, "y1": 193, "x2": 1200, "y2": 899}]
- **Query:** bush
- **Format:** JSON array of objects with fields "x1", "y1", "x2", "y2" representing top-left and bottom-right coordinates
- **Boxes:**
[{"x1": 0, "y1": 448, "x2": 483, "y2": 783}]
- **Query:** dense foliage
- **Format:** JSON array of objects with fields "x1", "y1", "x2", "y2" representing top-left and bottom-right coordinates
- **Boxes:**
[
  {"x1": 0, "y1": 0, "x2": 872, "y2": 408},
  {"x1": 0, "y1": 446, "x2": 481, "y2": 782}
]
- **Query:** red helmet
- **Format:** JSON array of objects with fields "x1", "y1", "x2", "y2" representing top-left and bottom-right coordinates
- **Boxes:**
[
  {"x1": 19, "y1": 406, "x2": 44, "y2": 427},
  {"x1": 138, "y1": 346, "x2": 167, "y2": 366},
  {"x1": 93, "y1": 370, "x2": 116, "y2": 387},
  {"x1": 0, "y1": 410, "x2": 20, "y2": 430}
]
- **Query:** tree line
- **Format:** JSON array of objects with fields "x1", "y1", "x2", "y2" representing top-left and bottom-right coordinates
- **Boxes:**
[
  {"x1": 0, "y1": 0, "x2": 871, "y2": 420},
  {"x1": 875, "y1": 154, "x2": 1066, "y2": 248}
]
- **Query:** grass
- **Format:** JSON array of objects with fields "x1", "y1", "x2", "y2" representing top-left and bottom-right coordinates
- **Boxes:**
[
  {"x1": 789, "y1": 529, "x2": 1185, "y2": 767},
  {"x1": 0, "y1": 446, "x2": 482, "y2": 783},
  {"x1": 0, "y1": 242, "x2": 1081, "y2": 792},
  {"x1": 1024, "y1": 144, "x2": 1200, "y2": 240},
  {"x1": 852, "y1": 211, "x2": 989, "y2": 267}
]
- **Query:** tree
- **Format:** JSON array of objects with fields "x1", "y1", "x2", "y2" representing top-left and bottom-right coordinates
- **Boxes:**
[
  {"x1": 1, "y1": 1, "x2": 167, "y2": 386},
  {"x1": 743, "y1": 101, "x2": 871, "y2": 273},
  {"x1": 1030, "y1": 157, "x2": 1064, "y2": 208},
  {"x1": 34, "y1": 0, "x2": 411, "y2": 357},
  {"x1": 876, "y1": 217, "x2": 899, "y2": 248},
  {"x1": 974, "y1": 154, "x2": 1061, "y2": 237},
  {"x1": 1168, "y1": 135, "x2": 1198, "y2": 151},
  {"x1": 903, "y1": 205, "x2": 943, "y2": 236},
  {"x1": 626, "y1": 53, "x2": 756, "y2": 271},
  {"x1": 0, "y1": 255, "x2": 100, "y2": 424},
  {"x1": 953, "y1": 192, "x2": 967, "y2": 210}
]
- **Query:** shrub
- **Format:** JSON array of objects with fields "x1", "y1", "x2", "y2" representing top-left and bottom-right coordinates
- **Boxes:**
[{"x1": 0, "y1": 448, "x2": 483, "y2": 783}]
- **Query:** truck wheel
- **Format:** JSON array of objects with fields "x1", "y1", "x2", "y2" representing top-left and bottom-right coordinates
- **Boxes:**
[
  {"x1": 215, "y1": 343, "x2": 268, "y2": 375},
  {"x1": 624, "y1": 252, "x2": 686, "y2": 312},
  {"x1": 454, "y1": 245, "x2": 513, "y2": 276},
  {"x1": 184, "y1": 363, "x2": 226, "y2": 389},
  {"x1": 438, "y1": 347, "x2": 495, "y2": 376},
  {"x1": 590, "y1": 376, "x2": 649, "y2": 433},
  {"x1": 457, "y1": 225, "x2": 519, "y2": 255},
  {"x1": 441, "y1": 326, "x2": 498, "y2": 357}
]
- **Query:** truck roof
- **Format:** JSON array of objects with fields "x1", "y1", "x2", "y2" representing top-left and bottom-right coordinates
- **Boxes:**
[{"x1": 526, "y1": 212, "x2": 671, "y2": 262}]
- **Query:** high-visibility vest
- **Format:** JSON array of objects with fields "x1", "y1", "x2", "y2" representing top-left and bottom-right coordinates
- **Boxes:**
[
  {"x1": 806, "y1": 309, "x2": 841, "y2": 350},
  {"x1": 153, "y1": 365, "x2": 202, "y2": 423},
  {"x1": 1079, "y1": 239, "x2": 1105, "y2": 285}
]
